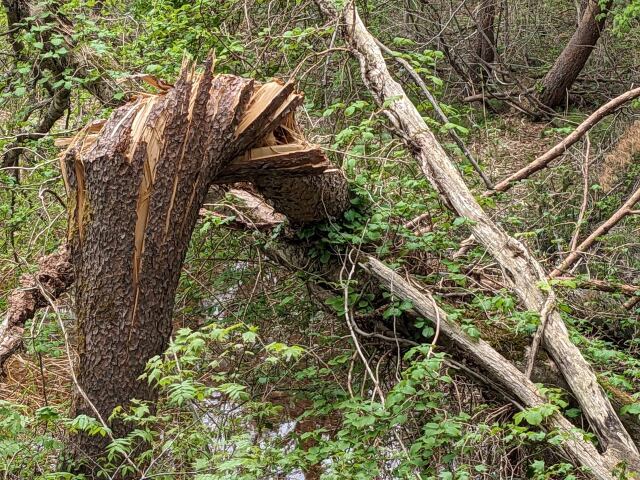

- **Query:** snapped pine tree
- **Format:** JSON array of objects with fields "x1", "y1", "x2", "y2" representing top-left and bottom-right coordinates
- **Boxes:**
[{"x1": 57, "y1": 58, "x2": 348, "y2": 474}]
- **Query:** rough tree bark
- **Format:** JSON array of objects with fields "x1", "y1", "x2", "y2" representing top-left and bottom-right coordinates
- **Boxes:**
[
  {"x1": 313, "y1": 0, "x2": 639, "y2": 475},
  {"x1": 59, "y1": 59, "x2": 348, "y2": 475},
  {"x1": 538, "y1": 0, "x2": 609, "y2": 109},
  {"x1": 474, "y1": 0, "x2": 497, "y2": 82}
]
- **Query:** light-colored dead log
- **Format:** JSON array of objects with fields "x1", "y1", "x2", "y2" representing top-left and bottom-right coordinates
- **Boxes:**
[
  {"x1": 216, "y1": 188, "x2": 640, "y2": 467},
  {"x1": 314, "y1": 0, "x2": 639, "y2": 473}
]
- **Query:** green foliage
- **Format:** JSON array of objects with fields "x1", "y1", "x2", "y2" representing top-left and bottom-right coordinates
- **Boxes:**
[
  {"x1": 606, "y1": 0, "x2": 640, "y2": 35},
  {"x1": 2, "y1": 0, "x2": 640, "y2": 478}
]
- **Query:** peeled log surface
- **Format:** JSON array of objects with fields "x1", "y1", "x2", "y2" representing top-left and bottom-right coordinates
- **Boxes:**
[
  {"x1": 314, "y1": 0, "x2": 639, "y2": 474},
  {"x1": 58, "y1": 58, "x2": 348, "y2": 474}
]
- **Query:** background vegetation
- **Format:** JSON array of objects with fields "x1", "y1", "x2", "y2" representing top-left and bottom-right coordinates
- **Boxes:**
[{"x1": 1, "y1": 0, "x2": 639, "y2": 478}]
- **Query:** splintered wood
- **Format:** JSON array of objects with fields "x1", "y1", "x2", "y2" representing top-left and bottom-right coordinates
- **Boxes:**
[
  {"x1": 52, "y1": 59, "x2": 349, "y2": 467},
  {"x1": 58, "y1": 81, "x2": 332, "y2": 187},
  {"x1": 58, "y1": 72, "x2": 344, "y2": 225}
]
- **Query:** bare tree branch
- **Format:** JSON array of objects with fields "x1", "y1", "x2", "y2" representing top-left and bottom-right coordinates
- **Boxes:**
[{"x1": 489, "y1": 86, "x2": 640, "y2": 194}]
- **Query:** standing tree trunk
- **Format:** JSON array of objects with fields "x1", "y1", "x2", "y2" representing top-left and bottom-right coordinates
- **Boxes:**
[
  {"x1": 538, "y1": 0, "x2": 609, "y2": 109},
  {"x1": 60, "y1": 60, "x2": 348, "y2": 476},
  {"x1": 474, "y1": 0, "x2": 497, "y2": 83}
]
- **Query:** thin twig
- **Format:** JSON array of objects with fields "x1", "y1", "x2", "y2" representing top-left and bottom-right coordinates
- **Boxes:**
[
  {"x1": 524, "y1": 294, "x2": 555, "y2": 379},
  {"x1": 550, "y1": 185, "x2": 640, "y2": 277},
  {"x1": 489, "y1": 86, "x2": 640, "y2": 194},
  {"x1": 569, "y1": 135, "x2": 590, "y2": 253}
]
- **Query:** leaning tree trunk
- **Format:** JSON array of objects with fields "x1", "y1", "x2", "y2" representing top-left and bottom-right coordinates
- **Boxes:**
[
  {"x1": 60, "y1": 59, "x2": 348, "y2": 476},
  {"x1": 537, "y1": 0, "x2": 608, "y2": 109}
]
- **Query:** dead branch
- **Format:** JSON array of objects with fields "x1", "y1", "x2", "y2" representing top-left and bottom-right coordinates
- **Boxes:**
[
  {"x1": 569, "y1": 135, "x2": 591, "y2": 252},
  {"x1": 463, "y1": 87, "x2": 536, "y2": 103},
  {"x1": 314, "y1": 0, "x2": 639, "y2": 472},
  {"x1": 490, "y1": 86, "x2": 640, "y2": 194},
  {"x1": 550, "y1": 186, "x2": 640, "y2": 277},
  {"x1": 624, "y1": 297, "x2": 640, "y2": 311},
  {"x1": 375, "y1": 38, "x2": 493, "y2": 189},
  {"x1": 0, "y1": 245, "x2": 73, "y2": 373},
  {"x1": 553, "y1": 276, "x2": 640, "y2": 296}
]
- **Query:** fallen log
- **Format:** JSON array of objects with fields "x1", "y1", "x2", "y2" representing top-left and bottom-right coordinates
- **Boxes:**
[
  {"x1": 0, "y1": 246, "x2": 73, "y2": 373},
  {"x1": 553, "y1": 276, "x2": 640, "y2": 297},
  {"x1": 226, "y1": 184, "x2": 640, "y2": 477},
  {"x1": 362, "y1": 256, "x2": 617, "y2": 480},
  {"x1": 313, "y1": 0, "x2": 639, "y2": 473}
]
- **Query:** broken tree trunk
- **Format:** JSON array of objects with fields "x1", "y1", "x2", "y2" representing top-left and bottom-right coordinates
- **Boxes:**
[
  {"x1": 59, "y1": 59, "x2": 347, "y2": 475},
  {"x1": 314, "y1": 0, "x2": 639, "y2": 474},
  {"x1": 537, "y1": 0, "x2": 609, "y2": 109}
]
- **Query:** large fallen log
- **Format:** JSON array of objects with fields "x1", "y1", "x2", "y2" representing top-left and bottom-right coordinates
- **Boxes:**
[
  {"x1": 229, "y1": 187, "x2": 640, "y2": 465},
  {"x1": 313, "y1": 0, "x2": 639, "y2": 474}
]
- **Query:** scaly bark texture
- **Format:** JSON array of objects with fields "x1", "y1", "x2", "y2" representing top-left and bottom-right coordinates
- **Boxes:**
[
  {"x1": 59, "y1": 59, "x2": 348, "y2": 475},
  {"x1": 538, "y1": 0, "x2": 609, "y2": 109},
  {"x1": 0, "y1": 246, "x2": 73, "y2": 372}
]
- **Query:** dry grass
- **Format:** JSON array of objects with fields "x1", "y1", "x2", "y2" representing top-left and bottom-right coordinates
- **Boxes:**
[
  {"x1": 1, "y1": 354, "x2": 73, "y2": 409},
  {"x1": 599, "y1": 120, "x2": 640, "y2": 191},
  {"x1": 470, "y1": 115, "x2": 553, "y2": 181}
]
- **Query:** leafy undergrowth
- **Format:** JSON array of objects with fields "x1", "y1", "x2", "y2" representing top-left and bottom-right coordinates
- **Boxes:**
[{"x1": 1, "y1": 0, "x2": 640, "y2": 479}]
